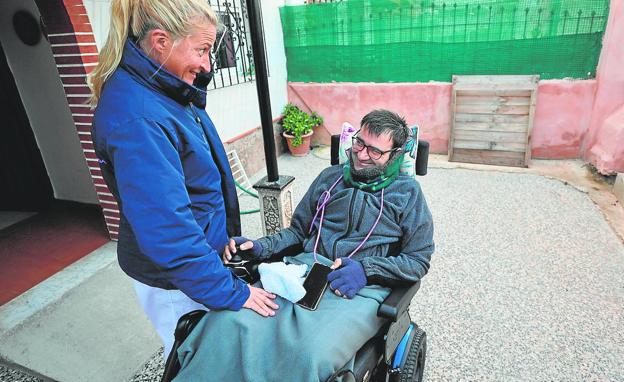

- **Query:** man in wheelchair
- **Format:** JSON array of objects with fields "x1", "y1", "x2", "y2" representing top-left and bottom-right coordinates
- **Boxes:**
[{"x1": 168, "y1": 109, "x2": 434, "y2": 382}]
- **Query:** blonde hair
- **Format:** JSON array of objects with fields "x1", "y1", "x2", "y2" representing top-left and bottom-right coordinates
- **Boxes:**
[{"x1": 88, "y1": 0, "x2": 218, "y2": 106}]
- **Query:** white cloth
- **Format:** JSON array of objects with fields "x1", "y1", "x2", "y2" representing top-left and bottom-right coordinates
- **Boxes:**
[
  {"x1": 258, "y1": 262, "x2": 308, "y2": 303},
  {"x1": 133, "y1": 280, "x2": 207, "y2": 360}
]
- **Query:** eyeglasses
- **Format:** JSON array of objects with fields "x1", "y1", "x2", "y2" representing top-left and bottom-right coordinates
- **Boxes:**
[{"x1": 351, "y1": 132, "x2": 401, "y2": 160}]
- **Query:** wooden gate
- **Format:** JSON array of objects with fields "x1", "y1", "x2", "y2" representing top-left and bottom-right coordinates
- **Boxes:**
[{"x1": 449, "y1": 75, "x2": 538, "y2": 167}]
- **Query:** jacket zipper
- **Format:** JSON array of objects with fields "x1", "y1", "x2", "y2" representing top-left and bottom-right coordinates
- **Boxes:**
[
  {"x1": 354, "y1": 194, "x2": 367, "y2": 232},
  {"x1": 332, "y1": 190, "x2": 357, "y2": 256},
  {"x1": 188, "y1": 103, "x2": 209, "y2": 144}
]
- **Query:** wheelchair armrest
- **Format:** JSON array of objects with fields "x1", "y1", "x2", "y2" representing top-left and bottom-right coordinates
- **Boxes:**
[
  {"x1": 174, "y1": 310, "x2": 207, "y2": 341},
  {"x1": 161, "y1": 309, "x2": 207, "y2": 382},
  {"x1": 377, "y1": 281, "x2": 421, "y2": 321}
]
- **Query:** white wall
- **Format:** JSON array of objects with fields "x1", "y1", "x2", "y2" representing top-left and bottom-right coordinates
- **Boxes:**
[
  {"x1": 84, "y1": 0, "x2": 289, "y2": 141},
  {"x1": 83, "y1": 0, "x2": 111, "y2": 51},
  {"x1": 208, "y1": 0, "x2": 289, "y2": 140},
  {"x1": 0, "y1": 0, "x2": 98, "y2": 204}
]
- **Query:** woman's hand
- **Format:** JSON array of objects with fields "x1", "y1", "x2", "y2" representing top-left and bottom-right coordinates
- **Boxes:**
[
  {"x1": 223, "y1": 236, "x2": 262, "y2": 264},
  {"x1": 243, "y1": 286, "x2": 279, "y2": 317}
]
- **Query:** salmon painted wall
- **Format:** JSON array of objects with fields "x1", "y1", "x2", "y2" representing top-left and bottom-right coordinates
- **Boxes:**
[
  {"x1": 288, "y1": 80, "x2": 597, "y2": 158},
  {"x1": 584, "y1": 0, "x2": 624, "y2": 174},
  {"x1": 287, "y1": 82, "x2": 452, "y2": 154},
  {"x1": 531, "y1": 80, "x2": 596, "y2": 159}
]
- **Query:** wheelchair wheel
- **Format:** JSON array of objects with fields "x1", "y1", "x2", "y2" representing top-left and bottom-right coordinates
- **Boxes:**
[{"x1": 399, "y1": 326, "x2": 426, "y2": 382}]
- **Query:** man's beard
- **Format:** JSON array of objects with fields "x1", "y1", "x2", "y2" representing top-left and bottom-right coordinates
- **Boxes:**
[{"x1": 349, "y1": 151, "x2": 398, "y2": 182}]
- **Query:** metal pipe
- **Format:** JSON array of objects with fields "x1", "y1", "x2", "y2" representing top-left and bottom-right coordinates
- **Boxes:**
[{"x1": 245, "y1": 0, "x2": 279, "y2": 182}]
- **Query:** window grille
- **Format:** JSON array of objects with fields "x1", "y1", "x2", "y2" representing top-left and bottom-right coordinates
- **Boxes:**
[{"x1": 207, "y1": 0, "x2": 259, "y2": 89}]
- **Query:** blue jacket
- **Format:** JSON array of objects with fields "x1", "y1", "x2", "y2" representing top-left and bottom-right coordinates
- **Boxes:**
[{"x1": 92, "y1": 41, "x2": 249, "y2": 310}]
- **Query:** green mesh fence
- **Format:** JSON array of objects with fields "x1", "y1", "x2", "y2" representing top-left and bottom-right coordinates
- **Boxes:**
[{"x1": 280, "y1": 0, "x2": 610, "y2": 82}]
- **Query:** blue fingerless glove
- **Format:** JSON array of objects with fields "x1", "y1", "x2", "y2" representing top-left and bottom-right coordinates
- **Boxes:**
[
  {"x1": 231, "y1": 236, "x2": 263, "y2": 259},
  {"x1": 327, "y1": 257, "x2": 367, "y2": 299}
]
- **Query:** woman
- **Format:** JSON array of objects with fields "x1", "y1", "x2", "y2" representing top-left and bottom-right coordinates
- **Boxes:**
[{"x1": 89, "y1": 0, "x2": 277, "y2": 358}]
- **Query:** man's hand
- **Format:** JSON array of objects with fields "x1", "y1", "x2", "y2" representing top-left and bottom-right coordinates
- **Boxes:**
[
  {"x1": 243, "y1": 286, "x2": 279, "y2": 317},
  {"x1": 223, "y1": 236, "x2": 262, "y2": 264},
  {"x1": 328, "y1": 257, "x2": 367, "y2": 299}
]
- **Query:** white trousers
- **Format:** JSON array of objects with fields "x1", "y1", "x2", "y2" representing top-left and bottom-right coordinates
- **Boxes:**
[{"x1": 133, "y1": 280, "x2": 207, "y2": 360}]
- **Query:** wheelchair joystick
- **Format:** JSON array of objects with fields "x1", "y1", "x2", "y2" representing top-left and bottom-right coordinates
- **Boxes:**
[
  {"x1": 231, "y1": 245, "x2": 256, "y2": 263},
  {"x1": 229, "y1": 253, "x2": 245, "y2": 265},
  {"x1": 226, "y1": 247, "x2": 260, "y2": 284}
]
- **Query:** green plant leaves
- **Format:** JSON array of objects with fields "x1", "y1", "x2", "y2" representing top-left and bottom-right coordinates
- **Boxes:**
[{"x1": 281, "y1": 103, "x2": 323, "y2": 147}]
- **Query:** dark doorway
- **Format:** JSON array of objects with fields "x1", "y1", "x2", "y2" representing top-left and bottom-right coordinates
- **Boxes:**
[
  {"x1": 0, "y1": 8, "x2": 109, "y2": 306},
  {"x1": 0, "y1": 41, "x2": 53, "y2": 211}
]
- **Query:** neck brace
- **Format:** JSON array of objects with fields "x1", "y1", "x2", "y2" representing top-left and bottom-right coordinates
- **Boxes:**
[{"x1": 343, "y1": 152, "x2": 404, "y2": 192}]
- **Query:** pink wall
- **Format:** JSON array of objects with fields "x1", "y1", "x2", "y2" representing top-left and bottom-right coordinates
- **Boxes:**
[
  {"x1": 531, "y1": 80, "x2": 596, "y2": 159},
  {"x1": 288, "y1": 80, "x2": 597, "y2": 157},
  {"x1": 589, "y1": 105, "x2": 624, "y2": 173},
  {"x1": 583, "y1": 0, "x2": 624, "y2": 174},
  {"x1": 287, "y1": 82, "x2": 452, "y2": 154}
]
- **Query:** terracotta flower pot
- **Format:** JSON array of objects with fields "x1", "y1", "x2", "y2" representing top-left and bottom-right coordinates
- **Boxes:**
[{"x1": 283, "y1": 131, "x2": 313, "y2": 157}]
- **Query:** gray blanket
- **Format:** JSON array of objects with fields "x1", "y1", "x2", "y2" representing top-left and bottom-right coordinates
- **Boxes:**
[{"x1": 173, "y1": 253, "x2": 391, "y2": 382}]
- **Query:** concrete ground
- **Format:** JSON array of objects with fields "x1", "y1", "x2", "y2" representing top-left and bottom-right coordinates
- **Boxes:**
[
  {"x1": 0, "y1": 242, "x2": 160, "y2": 382},
  {"x1": 1, "y1": 149, "x2": 623, "y2": 381}
]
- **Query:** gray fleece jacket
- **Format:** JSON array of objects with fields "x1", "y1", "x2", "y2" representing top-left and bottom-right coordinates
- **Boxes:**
[{"x1": 256, "y1": 165, "x2": 434, "y2": 286}]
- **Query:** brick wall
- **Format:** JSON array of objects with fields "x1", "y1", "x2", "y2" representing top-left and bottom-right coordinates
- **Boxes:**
[
  {"x1": 37, "y1": 0, "x2": 119, "y2": 240},
  {"x1": 224, "y1": 120, "x2": 288, "y2": 179}
]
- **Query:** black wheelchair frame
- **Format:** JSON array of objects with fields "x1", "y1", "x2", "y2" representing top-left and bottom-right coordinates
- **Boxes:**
[{"x1": 160, "y1": 137, "x2": 430, "y2": 382}]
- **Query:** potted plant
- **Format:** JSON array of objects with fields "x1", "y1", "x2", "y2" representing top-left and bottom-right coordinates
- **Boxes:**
[{"x1": 280, "y1": 103, "x2": 323, "y2": 156}]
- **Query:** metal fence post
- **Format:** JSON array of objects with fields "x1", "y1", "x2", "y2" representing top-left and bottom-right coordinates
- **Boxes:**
[{"x1": 245, "y1": 0, "x2": 295, "y2": 235}]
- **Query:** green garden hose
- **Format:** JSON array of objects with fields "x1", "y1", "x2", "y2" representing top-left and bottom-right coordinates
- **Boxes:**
[{"x1": 235, "y1": 180, "x2": 260, "y2": 215}]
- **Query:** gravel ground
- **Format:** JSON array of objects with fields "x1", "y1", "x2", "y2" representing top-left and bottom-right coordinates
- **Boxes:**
[
  {"x1": 0, "y1": 365, "x2": 42, "y2": 382},
  {"x1": 412, "y1": 167, "x2": 624, "y2": 381},
  {"x1": 130, "y1": 348, "x2": 164, "y2": 382}
]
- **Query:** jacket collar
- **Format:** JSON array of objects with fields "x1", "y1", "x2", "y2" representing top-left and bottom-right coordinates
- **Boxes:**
[{"x1": 119, "y1": 40, "x2": 207, "y2": 108}]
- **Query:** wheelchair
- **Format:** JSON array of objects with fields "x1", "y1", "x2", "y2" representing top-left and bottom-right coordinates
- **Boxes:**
[{"x1": 161, "y1": 136, "x2": 431, "y2": 382}]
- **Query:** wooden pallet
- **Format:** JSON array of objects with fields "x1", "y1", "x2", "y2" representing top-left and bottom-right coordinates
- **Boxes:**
[{"x1": 449, "y1": 75, "x2": 539, "y2": 167}]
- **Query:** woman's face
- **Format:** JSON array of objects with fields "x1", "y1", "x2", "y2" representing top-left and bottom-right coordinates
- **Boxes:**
[{"x1": 153, "y1": 22, "x2": 217, "y2": 85}]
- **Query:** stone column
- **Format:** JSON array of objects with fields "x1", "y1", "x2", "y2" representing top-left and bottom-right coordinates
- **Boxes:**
[{"x1": 253, "y1": 175, "x2": 296, "y2": 235}]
